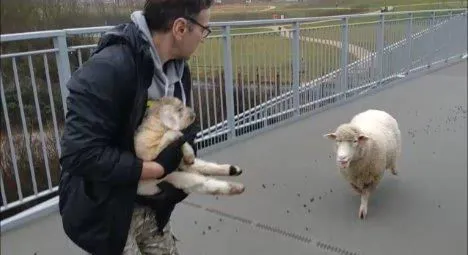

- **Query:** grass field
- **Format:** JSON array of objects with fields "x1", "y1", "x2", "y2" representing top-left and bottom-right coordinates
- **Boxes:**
[
  {"x1": 209, "y1": 0, "x2": 467, "y2": 17},
  {"x1": 188, "y1": 32, "x2": 347, "y2": 85},
  {"x1": 189, "y1": 5, "x2": 464, "y2": 81}
]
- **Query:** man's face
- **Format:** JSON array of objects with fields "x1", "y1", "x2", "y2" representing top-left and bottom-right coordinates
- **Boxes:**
[{"x1": 172, "y1": 9, "x2": 211, "y2": 60}]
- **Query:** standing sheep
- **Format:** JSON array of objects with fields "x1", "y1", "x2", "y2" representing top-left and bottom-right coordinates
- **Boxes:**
[{"x1": 323, "y1": 109, "x2": 401, "y2": 219}]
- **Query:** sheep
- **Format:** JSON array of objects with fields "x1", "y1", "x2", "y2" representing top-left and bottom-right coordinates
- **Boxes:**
[
  {"x1": 323, "y1": 109, "x2": 401, "y2": 219},
  {"x1": 134, "y1": 96, "x2": 245, "y2": 197}
]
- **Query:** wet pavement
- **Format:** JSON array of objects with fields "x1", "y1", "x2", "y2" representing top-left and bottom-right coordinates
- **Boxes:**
[
  {"x1": 172, "y1": 60, "x2": 467, "y2": 255},
  {"x1": 1, "y1": 60, "x2": 466, "y2": 255}
]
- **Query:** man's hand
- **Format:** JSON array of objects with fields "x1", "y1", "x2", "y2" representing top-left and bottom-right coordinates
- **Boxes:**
[
  {"x1": 181, "y1": 122, "x2": 200, "y2": 156},
  {"x1": 140, "y1": 128, "x2": 194, "y2": 180},
  {"x1": 152, "y1": 135, "x2": 186, "y2": 179}
]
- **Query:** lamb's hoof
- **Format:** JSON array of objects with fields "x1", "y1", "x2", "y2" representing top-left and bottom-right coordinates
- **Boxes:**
[
  {"x1": 228, "y1": 183, "x2": 245, "y2": 195},
  {"x1": 390, "y1": 168, "x2": 398, "y2": 176},
  {"x1": 183, "y1": 156, "x2": 195, "y2": 165},
  {"x1": 229, "y1": 165, "x2": 243, "y2": 176},
  {"x1": 358, "y1": 205, "x2": 367, "y2": 220},
  {"x1": 183, "y1": 153, "x2": 195, "y2": 165}
]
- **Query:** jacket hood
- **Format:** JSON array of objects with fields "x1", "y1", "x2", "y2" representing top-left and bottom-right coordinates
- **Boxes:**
[
  {"x1": 93, "y1": 22, "x2": 147, "y2": 57},
  {"x1": 92, "y1": 12, "x2": 187, "y2": 105}
]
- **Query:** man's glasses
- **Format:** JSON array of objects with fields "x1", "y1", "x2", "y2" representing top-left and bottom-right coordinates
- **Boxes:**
[{"x1": 185, "y1": 16, "x2": 211, "y2": 38}]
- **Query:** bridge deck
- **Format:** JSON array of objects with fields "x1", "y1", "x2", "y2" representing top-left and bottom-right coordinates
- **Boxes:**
[{"x1": 2, "y1": 60, "x2": 466, "y2": 255}]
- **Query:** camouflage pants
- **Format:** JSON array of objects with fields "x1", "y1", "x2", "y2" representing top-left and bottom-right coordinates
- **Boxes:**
[{"x1": 122, "y1": 205, "x2": 180, "y2": 255}]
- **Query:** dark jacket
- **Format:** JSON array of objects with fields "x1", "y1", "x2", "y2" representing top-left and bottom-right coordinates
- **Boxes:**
[{"x1": 58, "y1": 22, "x2": 193, "y2": 255}]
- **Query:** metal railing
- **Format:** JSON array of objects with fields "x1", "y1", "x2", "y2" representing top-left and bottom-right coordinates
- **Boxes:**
[{"x1": 1, "y1": 9, "x2": 467, "y2": 220}]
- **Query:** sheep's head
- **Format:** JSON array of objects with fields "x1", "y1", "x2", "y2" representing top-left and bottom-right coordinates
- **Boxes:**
[
  {"x1": 147, "y1": 97, "x2": 196, "y2": 131},
  {"x1": 323, "y1": 123, "x2": 369, "y2": 169}
]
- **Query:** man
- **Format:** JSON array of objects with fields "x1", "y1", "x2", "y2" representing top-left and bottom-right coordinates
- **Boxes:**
[{"x1": 58, "y1": 0, "x2": 213, "y2": 254}]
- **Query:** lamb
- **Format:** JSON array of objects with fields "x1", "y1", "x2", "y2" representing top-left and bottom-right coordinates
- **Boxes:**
[
  {"x1": 134, "y1": 96, "x2": 245, "y2": 196},
  {"x1": 323, "y1": 109, "x2": 401, "y2": 219}
]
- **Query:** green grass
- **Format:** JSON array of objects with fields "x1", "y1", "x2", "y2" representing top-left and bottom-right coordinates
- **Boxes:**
[
  {"x1": 188, "y1": 33, "x2": 347, "y2": 85},
  {"x1": 188, "y1": 4, "x2": 461, "y2": 85},
  {"x1": 209, "y1": 27, "x2": 273, "y2": 36},
  {"x1": 318, "y1": 0, "x2": 466, "y2": 8}
]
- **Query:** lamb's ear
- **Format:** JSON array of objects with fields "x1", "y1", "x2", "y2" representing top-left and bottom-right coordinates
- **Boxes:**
[
  {"x1": 358, "y1": 134, "x2": 369, "y2": 144},
  {"x1": 160, "y1": 106, "x2": 180, "y2": 130},
  {"x1": 323, "y1": 133, "x2": 337, "y2": 140}
]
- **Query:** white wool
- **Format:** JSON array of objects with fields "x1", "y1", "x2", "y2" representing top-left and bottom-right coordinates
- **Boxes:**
[{"x1": 324, "y1": 109, "x2": 401, "y2": 219}]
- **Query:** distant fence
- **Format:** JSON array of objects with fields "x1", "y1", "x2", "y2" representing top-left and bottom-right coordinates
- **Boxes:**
[{"x1": 1, "y1": 9, "x2": 467, "y2": 220}]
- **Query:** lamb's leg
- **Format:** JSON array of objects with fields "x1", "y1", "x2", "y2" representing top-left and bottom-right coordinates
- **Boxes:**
[
  {"x1": 359, "y1": 190, "x2": 370, "y2": 219},
  {"x1": 137, "y1": 180, "x2": 162, "y2": 195},
  {"x1": 180, "y1": 158, "x2": 243, "y2": 176},
  {"x1": 164, "y1": 172, "x2": 245, "y2": 195},
  {"x1": 181, "y1": 142, "x2": 195, "y2": 165}
]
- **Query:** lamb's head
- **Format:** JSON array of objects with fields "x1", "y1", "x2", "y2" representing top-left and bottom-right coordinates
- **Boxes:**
[
  {"x1": 323, "y1": 123, "x2": 369, "y2": 169},
  {"x1": 147, "y1": 96, "x2": 196, "y2": 131}
]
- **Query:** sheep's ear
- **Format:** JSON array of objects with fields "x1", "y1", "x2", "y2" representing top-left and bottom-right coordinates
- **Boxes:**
[
  {"x1": 324, "y1": 133, "x2": 337, "y2": 140},
  {"x1": 160, "y1": 106, "x2": 180, "y2": 130},
  {"x1": 358, "y1": 134, "x2": 369, "y2": 144}
]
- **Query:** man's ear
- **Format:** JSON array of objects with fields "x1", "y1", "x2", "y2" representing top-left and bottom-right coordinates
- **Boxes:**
[
  {"x1": 160, "y1": 106, "x2": 180, "y2": 130},
  {"x1": 323, "y1": 133, "x2": 337, "y2": 140},
  {"x1": 172, "y1": 17, "x2": 188, "y2": 40}
]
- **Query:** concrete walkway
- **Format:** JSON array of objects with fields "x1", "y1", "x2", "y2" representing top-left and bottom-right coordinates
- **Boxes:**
[
  {"x1": 172, "y1": 60, "x2": 467, "y2": 255},
  {"x1": 1, "y1": 60, "x2": 466, "y2": 255}
]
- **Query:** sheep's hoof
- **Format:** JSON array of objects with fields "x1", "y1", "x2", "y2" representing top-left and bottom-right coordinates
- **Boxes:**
[
  {"x1": 228, "y1": 182, "x2": 245, "y2": 195},
  {"x1": 229, "y1": 165, "x2": 243, "y2": 176},
  {"x1": 183, "y1": 155, "x2": 195, "y2": 165},
  {"x1": 359, "y1": 205, "x2": 367, "y2": 219},
  {"x1": 205, "y1": 180, "x2": 245, "y2": 195},
  {"x1": 390, "y1": 168, "x2": 398, "y2": 176}
]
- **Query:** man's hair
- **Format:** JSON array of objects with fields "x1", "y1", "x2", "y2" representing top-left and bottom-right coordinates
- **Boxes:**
[{"x1": 144, "y1": 0, "x2": 213, "y2": 32}]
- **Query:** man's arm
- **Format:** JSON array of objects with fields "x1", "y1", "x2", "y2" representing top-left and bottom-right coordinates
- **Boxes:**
[{"x1": 59, "y1": 45, "x2": 153, "y2": 185}]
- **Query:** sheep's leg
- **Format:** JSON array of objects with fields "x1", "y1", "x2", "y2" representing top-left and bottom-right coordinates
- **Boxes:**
[
  {"x1": 164, "y1": 172, "x2": 245, "y2": 195},
  {"x1": 181, "y1": 142, "x2": 195, "y2": 165},
  {"x1": 359, "y1": 190, "x2": 370, "y2": 219},
  {"x1": 137, "y1": 179, "x2": 162, "y2": 195},
  {"x1": 180, "y1": 158, "x2": 243, "y2": 177},
  {"x1": 350, "y1": 183, "x2": 362, "y2": 195},
  {"x1": 387, "y1": 158, "x2": 398, "y2": 176},
  {"x1": 387, "y1": 146, "x2": 399, "y2": 176}
]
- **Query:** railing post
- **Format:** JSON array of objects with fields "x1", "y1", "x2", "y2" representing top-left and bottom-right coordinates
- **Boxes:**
[
  {"x1": 462, "y1": 10, "x2": 467, "y2": 59},
  {"x1": 340, "y1": 17, "x2": 349, "y2": 100},
  {"x1": 428, "y1": 11, "x2": 436, "y2": 68},
  {"x1": 53, "y1": 32, "x2": 71, "y2": 115},
  {"x1": 405, "y1": 13, "x2": 413, "y2": 74},
  {"x1": 446, "y1": 11, "x2": 452, "y2": 63},
  {"x1": 222, "y1": 25, "x2": 236, "y2": 140},
  {"x1": 292, "y1": 21, "x2": 301, "y2": 116},
  {"x1": 376, "y1": 14, "x2": 385, "y2": 85}
]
